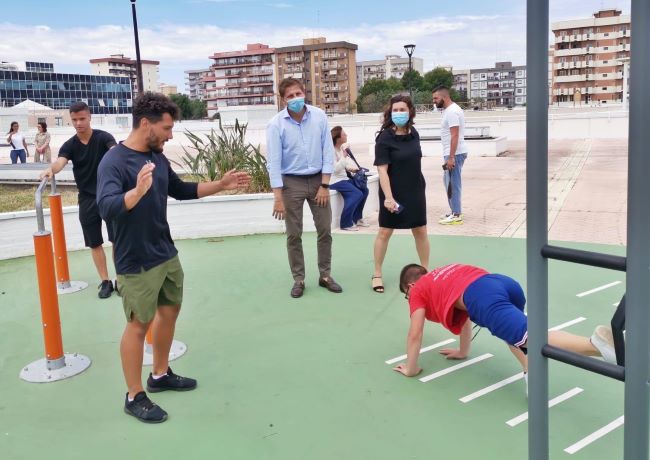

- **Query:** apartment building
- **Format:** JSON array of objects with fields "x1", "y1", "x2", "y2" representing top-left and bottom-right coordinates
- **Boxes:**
[
  {"x1": 89, "y1": 54, "x2": 159, "y2": 94},
  {"x1": 275, "y1": 38, "x2": 358, "y2": 114},
  {"x1": 452, "y1": 69, "x2": 470, "y2": 101},
  {"x1": 551, "y1": 9, "x2": 630, "y2": 105},
  {"x1": 356, "y1": 55, "x2": 424, "y2": 89},
  {"x1": 158, "y1": 83, "x2": 177, "y2": 96},
  {"x1": 470, "y1": 62, "x2": 527, "y2": 107},
  {"x1": 184, "y1": 68, "x2": 211, "y2": 101},
  {"x1": 204, "y1": 43, "x2": 276, "y2": 118}
]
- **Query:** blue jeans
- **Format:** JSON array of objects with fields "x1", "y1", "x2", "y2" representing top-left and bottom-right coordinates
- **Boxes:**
[
  {"x1": 443, "y1": 153, "x2": 466, "y2": 215},
  {"x1": 10, "y1": 149, "x2": 26, "y2": 164},
  {"x1": 330, "y1": 179, "x2": 369, "y2": 228}
]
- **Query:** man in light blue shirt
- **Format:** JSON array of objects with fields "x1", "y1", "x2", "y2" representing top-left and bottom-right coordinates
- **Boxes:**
[{"x1": 266, "y1": 77, "x2": 342, "y2": 298}]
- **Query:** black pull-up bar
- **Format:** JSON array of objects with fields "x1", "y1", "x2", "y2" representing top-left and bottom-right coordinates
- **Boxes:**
[
  {"x1": 542, "y1": 345, "x2": 625, "y2": 382},
  {"x1": 541, "y1": 244, "x2": 627, "y2": 272}
]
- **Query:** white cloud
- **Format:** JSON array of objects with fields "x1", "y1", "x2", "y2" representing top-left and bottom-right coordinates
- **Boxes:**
[{"x1": 0, "y1": 14, "x2": 530, "y2": 91}]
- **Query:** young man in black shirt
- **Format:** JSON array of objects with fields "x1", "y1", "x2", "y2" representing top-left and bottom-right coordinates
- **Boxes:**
[
  {"x1": 97, "y1": 92, "x2": 250, "y2": 423},
  {"x1": 40, "y1": 102, "x2": 117, "y2": 298}
]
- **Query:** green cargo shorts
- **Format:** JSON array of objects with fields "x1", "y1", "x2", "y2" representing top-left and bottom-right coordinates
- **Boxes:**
[{"x1": 117, "y1": 255, "x2": 184, "y2": 324}]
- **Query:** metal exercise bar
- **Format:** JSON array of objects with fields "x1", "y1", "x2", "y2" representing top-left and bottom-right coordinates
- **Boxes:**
[
  {"x1": 541, "y1": 244, "x2": 626, "y2": 272},
  {"x1": 542, "y1": 345, "x2": 625, "y2": 381}
]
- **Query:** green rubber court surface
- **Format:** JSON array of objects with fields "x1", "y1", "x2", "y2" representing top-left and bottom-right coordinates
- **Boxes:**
[{"x1": 0, "y1": 234, "x2": 627, "y2": 460}]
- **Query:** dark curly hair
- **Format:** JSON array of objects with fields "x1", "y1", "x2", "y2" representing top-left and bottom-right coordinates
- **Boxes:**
[{"x1": 132, "y1": 92, "x2": 180, "y2": 128}]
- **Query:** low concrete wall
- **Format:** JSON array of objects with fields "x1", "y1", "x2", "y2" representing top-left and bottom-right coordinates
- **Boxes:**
[
  {"x1": 0, "y1": 176, "x2": 379, "y2": 260},
  {"x1": 367, "y1": 137, "x2": 508, "y2": 158}
]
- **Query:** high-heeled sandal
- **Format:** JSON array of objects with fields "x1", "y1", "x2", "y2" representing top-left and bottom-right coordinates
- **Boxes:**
[{"x1": 372, "y1": 275, "x2": 384, "y2": 293}]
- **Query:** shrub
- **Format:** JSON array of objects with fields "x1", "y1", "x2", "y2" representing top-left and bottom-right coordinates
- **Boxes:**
[{"x1": 176, "y1": 119, "x2": 271, "y2": 193}]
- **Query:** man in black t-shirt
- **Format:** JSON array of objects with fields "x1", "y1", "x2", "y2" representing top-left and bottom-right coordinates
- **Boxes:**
[
  {"x1": 40, "y1": 101, "x2": 117, "y2": 299},
  {"x1": 97, "y1": 92, "x2": 250, "y2": 423}
]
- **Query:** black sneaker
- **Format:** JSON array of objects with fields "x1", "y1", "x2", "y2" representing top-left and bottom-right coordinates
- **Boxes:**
[
  {"x1": 146, "y1": 367, "x2": 197, "y2": 393},
  {"x1": 124, "y1": 391, "x2": 168, "y2": 423},
  {"x1": 98, "y1": 280, "x2": 114, "y2": 299}
]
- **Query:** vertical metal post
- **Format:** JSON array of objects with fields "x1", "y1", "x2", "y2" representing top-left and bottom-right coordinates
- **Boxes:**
[
  {"x1": 624, "y1": 1, "x2": 650, "y2": 458},
  {"x1": 130, "y1": 0, "x2": 144, "y2": 95},
  {"x1": 526, "y1": 1, "x2": 549, "y2": 459}
]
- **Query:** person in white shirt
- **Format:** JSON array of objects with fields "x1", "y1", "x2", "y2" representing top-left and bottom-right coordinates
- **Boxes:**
[
  {"x1": 330, "y1": 126, "x2": 369, "y2": 231},
  {"x1": 6, "y1": 121, "x2": 29, "y2": 164},
  {"x1": 433, "y1": 86, "x2": 468, "y2": 225}
]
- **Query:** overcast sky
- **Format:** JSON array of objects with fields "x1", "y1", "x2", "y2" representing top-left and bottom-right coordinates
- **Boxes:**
[{"x1": 0, "y1": 0, "x2": 631, "y2": 92}]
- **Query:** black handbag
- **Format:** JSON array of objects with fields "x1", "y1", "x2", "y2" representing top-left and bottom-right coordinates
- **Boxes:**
[{"x1": 344, "y1": 148, "x2": 369, "y2": 190}]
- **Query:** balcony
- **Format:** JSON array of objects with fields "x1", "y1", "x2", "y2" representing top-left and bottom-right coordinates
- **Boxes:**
[
  {"x1": 593, "y1": 72, "x2": 623, "y2": 81},
  {"x1": 322, "y1": 86, "x2": 348, "y2": 93},
  {"x1": 322, "y1": 74, "x2": 348, "y2": 82},
  {"x1": 555, "y1": 74, "x2": 587, "y2": 83},
  {"x1": 285, "y1": 55, "x2": 303, "y2": 63},
  {"x1": 554, "y1": 48, "x2": 588, "y2": 57}
]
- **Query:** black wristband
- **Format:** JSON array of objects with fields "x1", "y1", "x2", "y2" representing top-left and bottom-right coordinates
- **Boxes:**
[{"x1": 320, "y1": 183, "x2": 330, "y2": 189}]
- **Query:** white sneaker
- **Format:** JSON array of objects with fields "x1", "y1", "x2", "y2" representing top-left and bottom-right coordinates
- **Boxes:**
[
  {"x1": 438, "y1": 214, "x2": 463, "y2": 225},
  {"x1": 356, "y1": 218, "x2": 370, "y2": 227},
  {"x1": 440, "y1": 213, "x2": 463, "y2": 219},
  {"x1": 341, "y1": 225, "x2": 359, "y2": 231},
  {"x1": 590, "y1": 325, "x2": 617, "y2": 363}
]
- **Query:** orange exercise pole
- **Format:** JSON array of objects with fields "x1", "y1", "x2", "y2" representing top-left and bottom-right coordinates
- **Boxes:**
[
  {"x1": 48, "y1": 194, "x2": 70, "y2": 285},
  {"x1": 33, "y1": 232, "x2": 64, "y2": 366},
  {"x1": 142, "y1": 322, "x2": 187, "y2": 366},
  {"x1": 21, "y1": 178, "x2": 91, "y2": 383},
  {"x1": 47, "y1": 176, "x2": 88, "y2": 295}
]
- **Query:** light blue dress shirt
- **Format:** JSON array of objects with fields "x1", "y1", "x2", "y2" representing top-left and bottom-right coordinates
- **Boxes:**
[{"x1": 266, "y1": 105, "x2": 334, "y2": 188}]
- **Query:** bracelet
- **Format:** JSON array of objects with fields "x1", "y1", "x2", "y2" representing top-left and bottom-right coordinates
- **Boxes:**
[{"x1": 320, "y1": 183, "x2": 330, "y2": 189}]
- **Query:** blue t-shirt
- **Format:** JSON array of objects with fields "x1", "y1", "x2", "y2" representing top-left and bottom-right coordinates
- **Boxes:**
[{"x1": 96, "y1": 142, "x2": 198, "y2": 274}]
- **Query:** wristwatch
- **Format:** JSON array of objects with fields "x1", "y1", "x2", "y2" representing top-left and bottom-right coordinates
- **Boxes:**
[{"x1": 320, "y1": 183, "x2": 330, "y2": 189}]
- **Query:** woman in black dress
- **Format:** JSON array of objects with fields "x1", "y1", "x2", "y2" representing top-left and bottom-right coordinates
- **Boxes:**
[{"x1": 372, "y1": 95, "x2": 429, "y2": 293}]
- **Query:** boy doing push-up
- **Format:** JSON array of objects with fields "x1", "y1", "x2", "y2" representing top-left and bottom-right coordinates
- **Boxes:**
[{"x1": 393, "y1": 263, "x2": 616, "y2": 390}]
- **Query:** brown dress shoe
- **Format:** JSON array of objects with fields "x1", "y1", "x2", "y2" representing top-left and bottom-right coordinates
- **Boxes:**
[
  {"x1": 291, "y1": 281, "x2": 305, "y2": 298},
  {"x1": 318, "y1": 276, "x2": 343, "y2": 293}
]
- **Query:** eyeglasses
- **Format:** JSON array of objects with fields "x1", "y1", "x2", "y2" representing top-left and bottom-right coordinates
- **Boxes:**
[{"x1": 404, "y1": 285, "x2": 412, "y2": 300}]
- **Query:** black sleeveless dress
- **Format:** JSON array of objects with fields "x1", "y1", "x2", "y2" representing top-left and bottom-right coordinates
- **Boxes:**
[{"x1": 373, "y1": 127, "x2": 427, "y2": 229}]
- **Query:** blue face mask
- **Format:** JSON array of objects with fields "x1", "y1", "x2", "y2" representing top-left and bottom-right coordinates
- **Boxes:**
[
  {"x1": 391, "y1": 111, "x2": 410, "y2": 127},
  {"x1": 287, "y1": 97, "x2": 305, "y2": 113}
]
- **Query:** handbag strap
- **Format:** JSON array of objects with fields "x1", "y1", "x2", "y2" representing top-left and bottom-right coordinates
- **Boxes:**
[{"x1": 344, "y1": 148, "x2": 363, "y2": 170}]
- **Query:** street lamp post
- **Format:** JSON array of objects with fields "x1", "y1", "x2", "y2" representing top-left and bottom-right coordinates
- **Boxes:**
[
  {"x1": 404, "y1": 44, "x2": 416, "y2": 101},
  {"x1": 130, "y1": 0, "x2": 144, "y2": 96}
]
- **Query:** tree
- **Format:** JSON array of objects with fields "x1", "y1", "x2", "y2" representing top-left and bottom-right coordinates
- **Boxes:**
[
  {"x1": 356, "y1": 77, "x2": 404, "y2": 113},
  {"x1": 401, "y1": 70, "x2": 424, "y2": 94},
  {"x1": 169, "y1": 93, "x2": 207, "y2": 120},
  {"x1": 422, "y1": 67, "x2": 454, "y2": 92}
]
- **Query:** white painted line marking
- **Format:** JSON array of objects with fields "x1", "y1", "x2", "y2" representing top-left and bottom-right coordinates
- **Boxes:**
[
  {"x1": 548, "y1": 317, "x2": 587, "y2": 331},
  {"x1": 564, "y1": 416, "x2": 624, "y2": 455},
  {"x1": 506, "y1": 387, "x2": 583, "y2": 427},
  {"x1": 460, "y1": 373, "x2": 524, "y2": 403},
  {"x1": 458, "y1": 318, "x2": 585, "y2": 403},
  {"x1": 576, "y1": 281, "x2": 622, "y2": 298},
  {"x1": 419, "y1": 353, "x2": 493, "y2": 383},
  {"x1": 385, "y1": 339, "x2": 456, "y2": 365}
]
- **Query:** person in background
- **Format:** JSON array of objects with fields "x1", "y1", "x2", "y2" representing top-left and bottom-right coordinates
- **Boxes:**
[
  {"x1": 433, "y1": 86, "x2": 468, "y2": 225},
  {"x1": 7, "y1": 121, "x2": 29, "y2": 164},
  {"x1": 34, "y1": 122, "x2": 51, "y2": 163},
  {"x1": 40, "y1": 102, "x2": 117, "y2": 299},
  {"x1": 371, "y1": 95, "x2": 429, "y2": 293},
  {"x1": 266, "y1": 77, "x2": 342, "y2": 299},
  {"x1": 330, "y1": 126, "x2": 369, "y2": 231}
]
